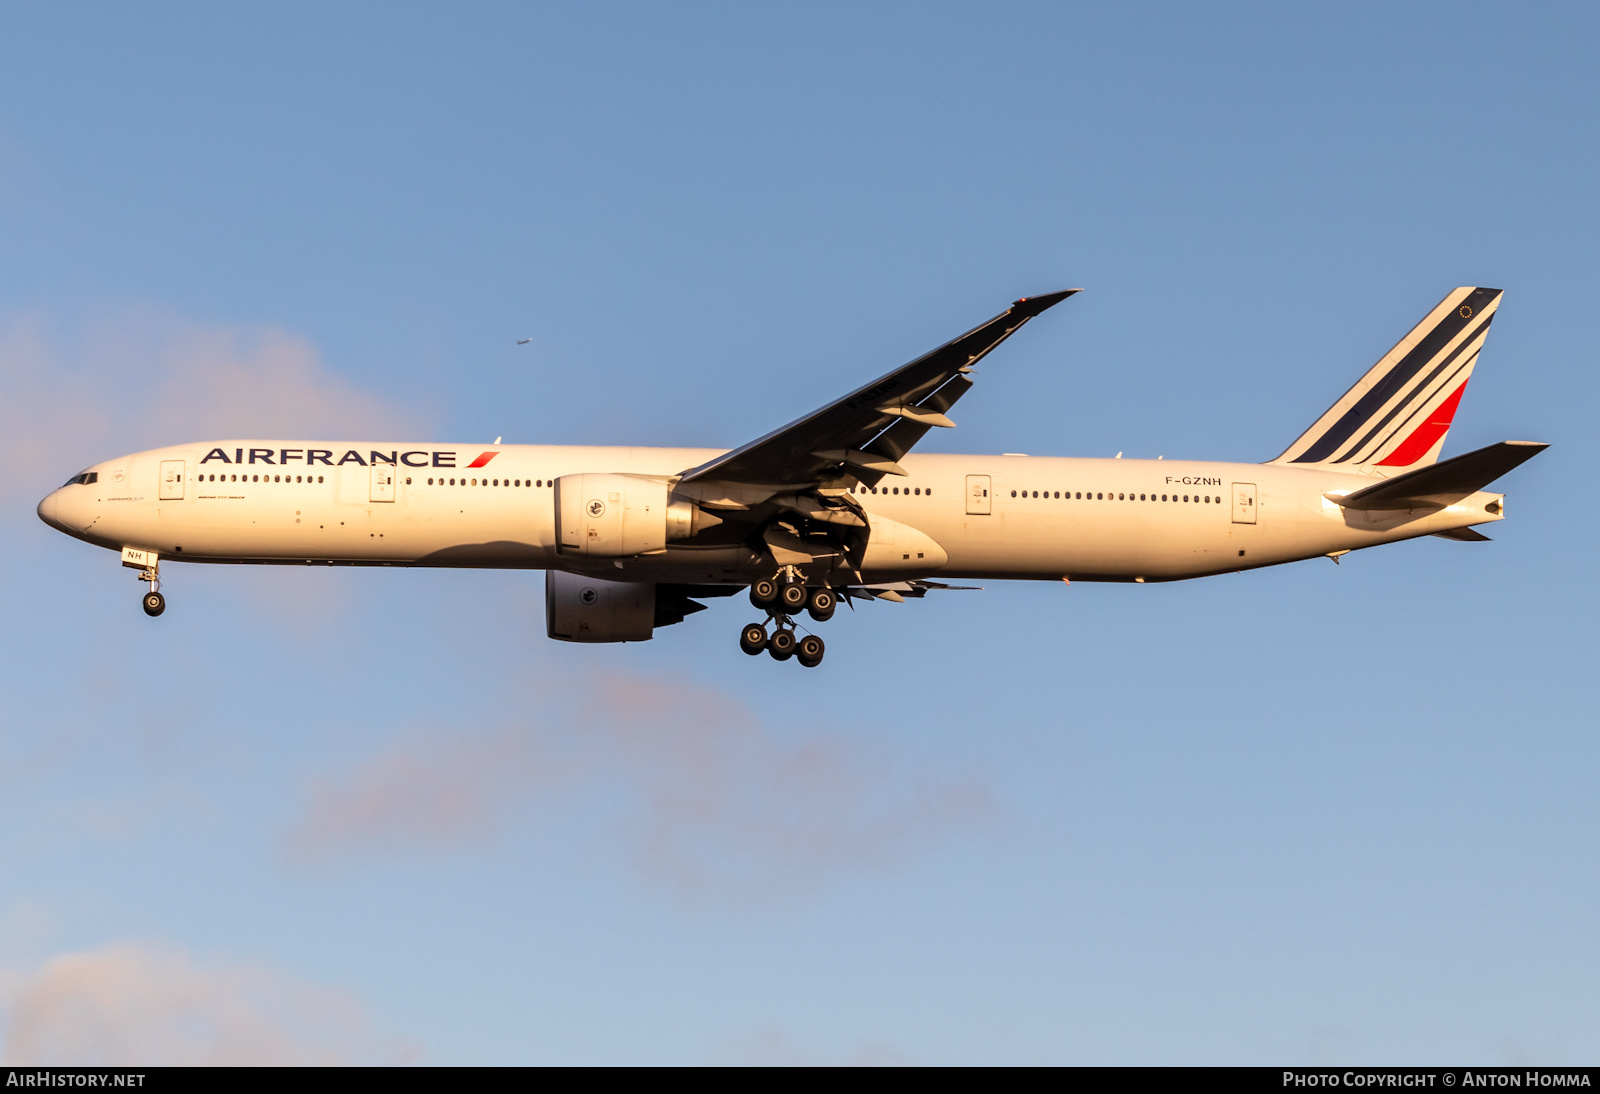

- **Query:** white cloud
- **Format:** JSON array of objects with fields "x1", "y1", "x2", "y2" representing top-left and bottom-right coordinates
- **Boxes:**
[
  {"x1": 1, "y1": 941, "x2": 417, "y2": 1066},
  {"x1": 286, "y1": 671, "x2": 994, "y2": 899},
  {"x1": 0, "y1": 308, "x2": 424, "y2": 507}
]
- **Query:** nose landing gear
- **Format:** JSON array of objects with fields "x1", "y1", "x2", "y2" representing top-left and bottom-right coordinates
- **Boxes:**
[{"x1": 126, "y1": 552, "x2": 165, "y2": 618}]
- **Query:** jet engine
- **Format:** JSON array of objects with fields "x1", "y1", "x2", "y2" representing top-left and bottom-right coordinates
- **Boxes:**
[
  {"x1": 545, "y1": 570, "x2": 730, "y2": 643},
  {"x1": 554, "y1": 473, "x2": 720, "y2": 558}
]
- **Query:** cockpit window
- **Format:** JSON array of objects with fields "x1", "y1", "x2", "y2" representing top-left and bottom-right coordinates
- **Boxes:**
[{"x1": 62, "y1": 472, "x2": 98, "y2": 486}]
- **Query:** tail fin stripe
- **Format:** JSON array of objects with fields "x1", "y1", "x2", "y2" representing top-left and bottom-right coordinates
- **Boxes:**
[
  {"x1": 1343, "y1": 349, "x2": 1479, "y2": 465},
  {"x1": 1331, "y1": 317, "x2": 1491, "y2": 463},
  {"x1": 1344, "y1": 350, "x2": 1478, "y2": 467},
  {"x1": 1289, "y1": 297, "x2": 1494, "y2": 463},
  {"x1": 1376, "y1": 379, "x2": 1470, "y2": 466}
]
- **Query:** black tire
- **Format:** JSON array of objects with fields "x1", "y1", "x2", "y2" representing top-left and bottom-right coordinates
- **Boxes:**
[
  {"x1": 739, "y1": 622, "x2": 768, "y2": 656},
  {"x1": 779, "y1": 582, "x2": 808, "y2": 611},
  {"x1": 142, "y1": 591, "x2": 165, "y2": 617},
  {"x1": 749, "y1": 579, "x2": 778, "y2": 609},
  {"x1": 768, "y1": 628, "x2": 796, "y2": 661},
  {"x1": 797, "y1": 634, "x2": 825, "y2": 668},
  {"x1": 806, "y1": 588, "x2": 836, "y2": 622}
]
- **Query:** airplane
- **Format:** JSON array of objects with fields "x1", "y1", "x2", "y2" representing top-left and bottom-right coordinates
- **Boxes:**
[{"x1": 37, "y1": 286, "x2": 1545, "y2": 668}]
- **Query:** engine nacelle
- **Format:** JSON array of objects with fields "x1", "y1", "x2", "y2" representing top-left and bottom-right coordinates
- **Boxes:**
[
  {"x1": 546, "y1": 570, "x2": 656, "y2": 642},
  {"x1": 554, "y1": 473, "x2": 721, "y2": 557},
  {"x1": 555, "y1": 473, "x2": 670, "y2": 558},
  {"x1": 544, "y1": 570, "x2": 715, "y2": 643}
]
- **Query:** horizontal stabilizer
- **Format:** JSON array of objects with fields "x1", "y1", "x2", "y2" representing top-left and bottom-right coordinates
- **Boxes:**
[
  {"x1": 1327, "y1": 440, "x2": 1547, "y2": 510},
  {"x1": 1431, "y1": 527, "x2": 1492, "y2": 542}
]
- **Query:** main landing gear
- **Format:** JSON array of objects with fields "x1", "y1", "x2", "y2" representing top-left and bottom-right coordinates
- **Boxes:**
[{"x1": 740, "y1": 572, "x2": 832, "y2": 667}]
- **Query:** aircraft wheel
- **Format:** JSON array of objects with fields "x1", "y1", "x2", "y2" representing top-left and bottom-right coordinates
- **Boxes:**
[
  {"x1": 739, "y1": 622, "x2": 768, "y2": 656},
  {"x1": 779, "y1": 581, "x2": 808, "y2": 611},
  {"x1": 768, "y1": 628, "x2": 796, "y2": 661},
  {"x1": 142, "y1": 591, "x2": 166, "y2": 617},
  {"x1": 806, "y1": 588, "x2": 836, "y2": 622},
  {"x1": 797, "y1": 634, "x2": 825, "y2": 668},
  {"x1": 749, "y1": 578, "x2": 778, "y2": 609}
]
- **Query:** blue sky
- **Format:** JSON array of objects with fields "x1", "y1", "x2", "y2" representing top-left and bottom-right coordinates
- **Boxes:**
[{"x1": 0, "y1": 2, "x2": 1594, "y2": 1064}]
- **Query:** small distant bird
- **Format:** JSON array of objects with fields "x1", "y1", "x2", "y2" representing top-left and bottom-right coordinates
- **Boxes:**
[{"x1": 516, "y1": 338, "x2": 532, "y2": 345}]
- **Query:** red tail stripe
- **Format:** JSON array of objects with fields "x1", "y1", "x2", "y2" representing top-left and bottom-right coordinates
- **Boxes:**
[
  {"x1": 466, "y1": 451, "x2": 500, "y2": 469},
  {"x1": 1376, "y1": 380, "x2": 1469, "y2": 467}
]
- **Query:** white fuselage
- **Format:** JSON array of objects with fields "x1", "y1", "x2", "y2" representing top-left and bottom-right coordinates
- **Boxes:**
[{"x1": 36, "y1": 440, "x2": 1504, "y2": 584}]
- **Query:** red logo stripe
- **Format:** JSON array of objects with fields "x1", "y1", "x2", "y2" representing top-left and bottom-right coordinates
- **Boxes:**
[
  {"x1": 1376, "y1": 380, "x2": 1469, "y2": 467},
  {"x1": 466, "y1": 451, "x2": 500, "y2": 469}
]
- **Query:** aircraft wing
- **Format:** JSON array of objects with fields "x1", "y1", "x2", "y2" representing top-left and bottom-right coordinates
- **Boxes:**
[{"x1": 678, "y1": 290, "x2": 1079, "y2": 490}]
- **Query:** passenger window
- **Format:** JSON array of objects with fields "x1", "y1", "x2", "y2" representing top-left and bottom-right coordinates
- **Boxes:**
[
  {"x1": 405, "y1": 477, "x2": 412, "y2": 485},
  {"x1": 1011, "y1": 490, "x2": 1017, "y2": 497},
  {"x1": 913, "y1": 488, "x2": 919, "y2": 495},
  {"x1": 926, "y1": 488, "x2": 932, "y2": 496},
  {"x1": 317, "y1": 476, "x2": 324, "y2": 483},
  {"x1": 1096, "y1": 492, "x2": 1102, "y2": 500}
]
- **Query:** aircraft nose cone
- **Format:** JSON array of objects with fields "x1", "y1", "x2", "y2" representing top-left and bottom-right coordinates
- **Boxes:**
[{"x1": 37, "y1": 489, "x2": 64, "y2": 531}]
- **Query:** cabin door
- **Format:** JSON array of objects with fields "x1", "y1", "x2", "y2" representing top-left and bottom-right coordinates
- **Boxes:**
[
  {"x1": 370, "y1": 465, "x2": 396, "y2": 503},
  {"x1": 159, "y1": 460, "x2": 185, "y2": 501},
  {"x1": 966, "y1": 474, "x2": 992, "y2": 516},
  {"x1": 1231, "y1": 482, "x2": 1257, "y2": 524}
]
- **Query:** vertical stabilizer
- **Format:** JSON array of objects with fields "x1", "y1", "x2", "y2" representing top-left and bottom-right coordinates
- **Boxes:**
[{"x1": 1270, "y1": 287, "x2": 1502, "y2": 469}]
